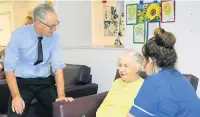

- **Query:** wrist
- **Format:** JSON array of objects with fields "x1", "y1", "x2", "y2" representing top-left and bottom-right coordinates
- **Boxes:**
[
  {"x1": 58, "y1": 94, "x2": 65, "y2": 98},
  {"x1": 13, "y1": 94, "x2": 21, "y2": 99}
]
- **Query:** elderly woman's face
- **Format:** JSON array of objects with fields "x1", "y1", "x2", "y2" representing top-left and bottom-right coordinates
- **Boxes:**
[{"x1": 118, "y1": 55, "x2": 138, "y2": 82}]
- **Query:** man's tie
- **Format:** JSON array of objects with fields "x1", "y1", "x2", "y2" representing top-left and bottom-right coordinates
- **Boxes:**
[{"x1": 34, "y1": 37, "x2": 43, "y2": 65}]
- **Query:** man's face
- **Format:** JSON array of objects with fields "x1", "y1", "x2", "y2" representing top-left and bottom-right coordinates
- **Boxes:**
[{"x1": 38, "y1": 12, "x2": 59, "y2": 37}]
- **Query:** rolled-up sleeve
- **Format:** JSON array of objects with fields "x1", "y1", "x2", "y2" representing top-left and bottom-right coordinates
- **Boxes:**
[
  {"x1": 129, "y1": 77, "x2": 158, "y2": 117},
  {"x1": 4, "y1": 31, "x2": 20, "y2": 72},
  {"x1": 51, "y1": 33, "x2": 66, "y2": 73}
]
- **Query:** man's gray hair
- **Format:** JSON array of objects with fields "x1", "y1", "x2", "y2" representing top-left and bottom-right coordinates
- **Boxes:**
[
  {"x1": 33, "y1": 4, "x2": 55, "y2": 22},
  {"x1": 119, "y1": 50, "x2": 144, "y2": 72}
]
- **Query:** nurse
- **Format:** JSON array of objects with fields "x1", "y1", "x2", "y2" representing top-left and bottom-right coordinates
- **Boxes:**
[{"x1": 128, "y1": 28, "x2": 200, "y2": 117}]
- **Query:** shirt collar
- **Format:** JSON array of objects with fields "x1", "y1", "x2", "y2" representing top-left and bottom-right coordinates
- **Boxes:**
[{"x1": 31, "y1": 24, "x2": 44, "y2": 39}]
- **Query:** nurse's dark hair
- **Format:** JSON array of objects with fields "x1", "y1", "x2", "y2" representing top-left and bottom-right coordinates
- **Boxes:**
[{"x1": 142, "y1": 28, "x2": 177, "y2": 68}]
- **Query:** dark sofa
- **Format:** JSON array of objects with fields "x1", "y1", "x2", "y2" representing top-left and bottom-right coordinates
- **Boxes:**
[
  {"x1": 0, "y1": 64, "x2": 98, "y2": 117},
  {"x1": 53, "y1": 71, "x2": 199, "y2": 117}
]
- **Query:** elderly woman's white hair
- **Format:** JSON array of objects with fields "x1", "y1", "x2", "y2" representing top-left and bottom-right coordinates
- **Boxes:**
[{"x1": 118, "y1": 50, "x2": 144, "y2": 73}]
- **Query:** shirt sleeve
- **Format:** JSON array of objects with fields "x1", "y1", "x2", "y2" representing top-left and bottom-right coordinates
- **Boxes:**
[
  {"x1": 51, "y1": 33, "x2": 66, "y2": 73},
  {"x1": 4, "y1": 31, "x2": 21, "y2": 72},
  {"x1": 129, "y1": 77, "x2": 158, "y2": 117}
]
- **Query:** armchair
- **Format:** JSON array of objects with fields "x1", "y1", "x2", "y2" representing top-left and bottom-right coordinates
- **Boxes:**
[
  {"x1": 0, "y1": 64, "x2": 98, "y2": 117},
  {"x1": 53, "y1": 71, "x2": 199, "y2": 117},
  {"x1": 62, "y1": 64, "x2": 98, "y2": 98}
]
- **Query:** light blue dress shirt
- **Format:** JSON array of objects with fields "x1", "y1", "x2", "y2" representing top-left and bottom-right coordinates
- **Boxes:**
[{"x1": 4, "y1": 24, "x2": 66, "y2": 78}]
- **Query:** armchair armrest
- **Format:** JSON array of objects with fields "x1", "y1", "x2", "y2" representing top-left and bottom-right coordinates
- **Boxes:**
[
  {"x1": 65, "y1": 83, "x2": 98, "y2": 98},
  {"x1": 53, "y1": 91, "x2": 108, "y2": 117},
  {"x1": 0, "y1": 79, "x2": 10, "y2": 114}
]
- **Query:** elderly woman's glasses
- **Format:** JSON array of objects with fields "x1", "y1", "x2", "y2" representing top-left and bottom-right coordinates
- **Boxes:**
[{"x1": 39, "y1": 20, "x2": 60, "y2": 30}]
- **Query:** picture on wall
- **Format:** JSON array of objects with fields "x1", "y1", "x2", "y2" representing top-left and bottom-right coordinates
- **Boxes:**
[
  {"x1": 104, "y1": 5, "x2": 112, "y2": 21},
  {"x1": 126, "y1": 4, "x2": 138, "y2": 25},
  {"x1": 133, "y1": 23, "x2": 145, "y2": 44},
  {"x1": 147, "y1": 21, "x2": 160, "y2": 40},
  {"x1": 104, "y1": 6, "x2": 118, "y2": 36},
  {"x1": 138, "y1": 2, "x2": 161, "y2": 23},
  {"x1": 161, "y1": 0, "x2": 175, "y2": 23}
]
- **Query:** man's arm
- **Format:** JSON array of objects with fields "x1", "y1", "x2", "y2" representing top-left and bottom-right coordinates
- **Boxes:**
[
  {"x1": 4, "y1": 31, "x2": 21, "y2": 99},
  {"x1": 55, "y1": 69, "x2": 65, "y2": 97},
  {"x1": 4, "y1": 30, "x2": 25, "y2": 114},
  {"x1": 51, "y1": 33, "x2": 73, "y2": 102},
  {"x1": 6, "y1": 72, "x2": 20, "y2": 99},
  {"x1": 54, "y1": 69, "x2": 73, "y2": 102}
]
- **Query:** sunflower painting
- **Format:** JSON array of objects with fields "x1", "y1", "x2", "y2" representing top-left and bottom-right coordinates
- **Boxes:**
[{"x1": 138, "y1": 3, "x2": 161, "y2": 23}]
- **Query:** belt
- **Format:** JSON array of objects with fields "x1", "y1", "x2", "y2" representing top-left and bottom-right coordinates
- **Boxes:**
[{"x1": 16, "y1": 75, "x2": 55, "y2": 85}]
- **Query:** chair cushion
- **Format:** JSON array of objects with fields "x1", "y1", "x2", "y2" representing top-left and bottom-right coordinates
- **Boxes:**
[
  {"x1": 183, "y1": 74, "x2": 199, "y2": 91},
  {"x1": 0, "y1": 79, "x2": 10, "y2": 114},
  {"x1": 63, "y1": 64, "x2": 91, "y2": 86}
]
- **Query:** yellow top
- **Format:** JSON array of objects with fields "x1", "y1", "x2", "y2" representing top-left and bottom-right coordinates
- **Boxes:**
[{"x1": 96, "y1": 78, "x2": 144, "y2": 117}]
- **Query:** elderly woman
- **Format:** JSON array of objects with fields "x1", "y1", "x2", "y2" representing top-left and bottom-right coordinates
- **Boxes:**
[
  {"x1": 128, "y1": 28, "x2": 200, "y2": 117},
  {"x1": 96, "y1": 50, "x2": 144, "y2": 117}
]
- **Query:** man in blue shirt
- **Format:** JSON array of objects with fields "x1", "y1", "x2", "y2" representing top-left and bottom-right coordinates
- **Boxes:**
[{"x1": 4, "y1": 4, "x2": 73, "y2": 117}]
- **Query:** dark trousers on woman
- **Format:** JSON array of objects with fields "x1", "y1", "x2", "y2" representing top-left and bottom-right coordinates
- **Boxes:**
[{"x1": 7, "y1": 76, "x2": 57, "y2": 117}]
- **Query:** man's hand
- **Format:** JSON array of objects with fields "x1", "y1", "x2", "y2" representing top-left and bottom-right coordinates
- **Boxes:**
[
  {"x1": 55, "y1": 96, "x2": 74, "y2": 102},
  {"x1": 12, "y1": 96, "x2": 25, "y2": 115}
]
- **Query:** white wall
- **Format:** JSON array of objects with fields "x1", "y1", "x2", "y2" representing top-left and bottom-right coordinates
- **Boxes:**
[
  {"x1": 124, "y1": 1, "x2": 200, "y2": 96},
  {"x1": 62, "y1": 47, "x2": 129, "y2": 93},
  {"x1": 56, "y1": 1, "x2": 200, "y2": 96},
  {"x1": 56, "y1": 1, "x2": 92, "y2": 47}
]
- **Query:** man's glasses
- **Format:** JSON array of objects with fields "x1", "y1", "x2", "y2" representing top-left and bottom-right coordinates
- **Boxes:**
[{"x1": 39, "y1": 20, "x2": 60, "y2": 30}]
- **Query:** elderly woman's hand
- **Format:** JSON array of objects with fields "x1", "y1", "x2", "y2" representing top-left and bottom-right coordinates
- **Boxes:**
[{"x1": 127, "y1": 113, "x2": 135, "y2": 117}]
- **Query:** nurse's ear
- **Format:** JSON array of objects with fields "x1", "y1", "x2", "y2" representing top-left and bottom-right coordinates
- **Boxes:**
[{"x1": 144, "y1": 57, "x2": 155, "y2": 76}]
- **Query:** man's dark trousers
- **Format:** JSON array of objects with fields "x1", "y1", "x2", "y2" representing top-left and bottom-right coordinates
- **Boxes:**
[{"x1": 7, "y1": 76, "x2": 57, "y2": 117}]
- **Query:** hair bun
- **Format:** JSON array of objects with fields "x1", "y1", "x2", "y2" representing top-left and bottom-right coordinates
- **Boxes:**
[{"x1": 154, "y1": 28, "x2": 176, "y2": 48}]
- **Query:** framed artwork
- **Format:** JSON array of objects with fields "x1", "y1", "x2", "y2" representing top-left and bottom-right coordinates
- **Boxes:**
[
  {"x1": 104, "y1": 5, "x2": 112, "y2": 21},
  {"x1": 104, "y1": 6, "x2": 118, "y2": 36},
  {"x1": 138, "y1": 0, "x2": 161, "y2": 23},
  {"x1": 147, "y1": 21, "x2": 160, "y2": 40},
  {"x1": 161, "y1": 0, "x2": 175, "y2": 23},
  {"x1": 133, "y1": 23, "x2": 146, "y2": 44},
  {"x1": 126, "y1": 4, "x2": 138, "y2": 25}
]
